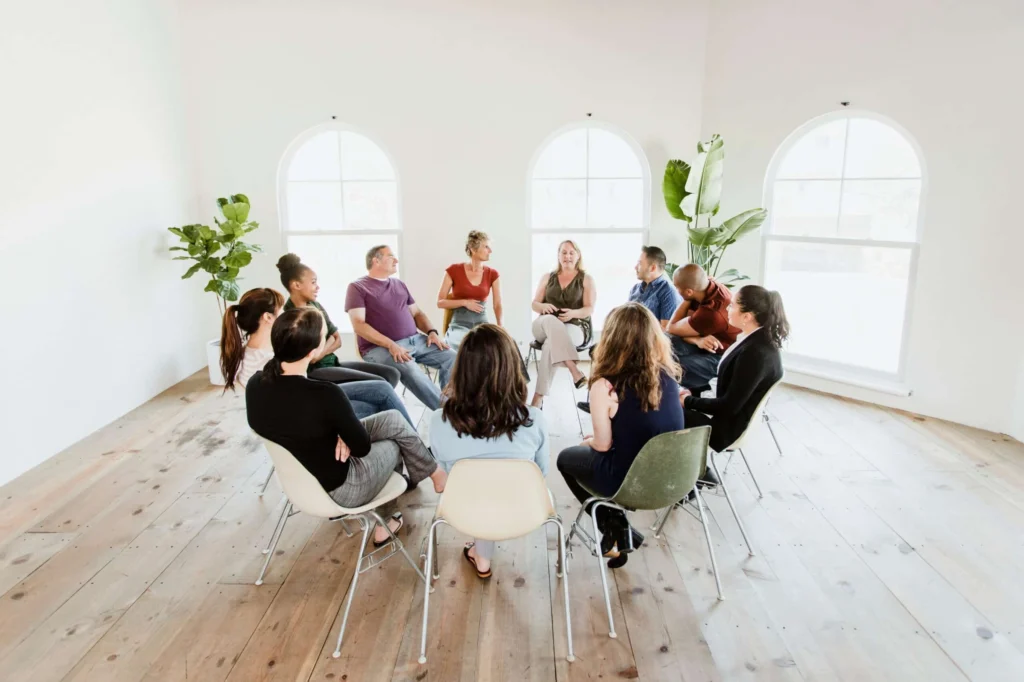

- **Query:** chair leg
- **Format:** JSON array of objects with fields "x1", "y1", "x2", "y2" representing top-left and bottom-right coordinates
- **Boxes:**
[
  {"x1": 694, "y1": 490, "x2": 724, "y2": 601},
  {"x1": 710, "y1": 453, "x2": 754, "y2": 556},
  {"x1": 332, "y1": 516, "x2": 372, "y2": 658},
  {"x1": 547, "y1": 518, "x2": 575, "y2": 662},
  {"x1": 591, "y1": 502, "x2": 617, "y2": 638},
  {"x1": 738, "y1": 448, "x2": 764, "y2": 499},
  {"x1": 764, "y1": 413, "x2": 783, "y2": 455},
  {"x1": 258, "y1": 465, "x2": 275, "y2": 497},
  {"x1": 256, "y1": 501, "x2": 290, "y2": 586},
  {"x1": 419, "y1": 519, "x2": 445, "y2": 664},
  {"x1": 652, "y1": 504, "x2": 675, "y2": 538},
  {"x1": 369, "y1": 510, "x2": 426, "y2": 582}
]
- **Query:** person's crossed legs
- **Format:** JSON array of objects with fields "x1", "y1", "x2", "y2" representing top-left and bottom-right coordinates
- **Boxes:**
[{"x1": 362, "y1": 335, "x2": 456, "y2": 410}]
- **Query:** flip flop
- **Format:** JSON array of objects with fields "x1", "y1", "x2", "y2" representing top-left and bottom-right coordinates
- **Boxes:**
[
  {"x1": 372, "y1": 512, "x2": 404, "y2": 548},
  {"x1": 463, "y1": 543, "x2": 492, "y2": 579}
]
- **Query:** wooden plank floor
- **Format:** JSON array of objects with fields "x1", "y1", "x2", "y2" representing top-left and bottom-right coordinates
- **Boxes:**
[{"x1": 1, "y1": 368, "x2": 1023, "y2": 681}]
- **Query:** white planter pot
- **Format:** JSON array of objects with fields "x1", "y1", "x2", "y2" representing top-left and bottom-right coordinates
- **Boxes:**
[{"x1": 206, "y1": 339, "x2": 226, "y2": 385}]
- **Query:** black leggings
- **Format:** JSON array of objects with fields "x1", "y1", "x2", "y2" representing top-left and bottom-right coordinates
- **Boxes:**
[
  {"x1": 556, "y1": 445, "x2": 628, "y2": 531},
  {"x1": 309, "y1": 361, "x2": 401, "y2": 387}
]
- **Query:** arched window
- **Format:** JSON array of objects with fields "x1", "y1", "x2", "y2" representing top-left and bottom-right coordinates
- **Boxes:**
[
  {"x1": 529, "y1": 123, "x2": 650, "y2": 330},
  {"x1": 279, "y1": 124, "x2": 400, "y2": 332},
  {"x1": 762, "y1": 112, "x2": 924, "y2": 381}
]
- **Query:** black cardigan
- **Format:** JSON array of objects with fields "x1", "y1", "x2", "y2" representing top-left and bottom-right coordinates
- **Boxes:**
[
  {"x1": 246, "y1": 372, "x2": 371, "y2": 492},
  {"x1": 684, "y1": 328, "x2": 782, "y2": 452}
]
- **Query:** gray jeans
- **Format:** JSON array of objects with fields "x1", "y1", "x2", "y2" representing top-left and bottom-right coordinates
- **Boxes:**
[{"x1": 328, "y1": 410, "x2": 438, "y2": 514}]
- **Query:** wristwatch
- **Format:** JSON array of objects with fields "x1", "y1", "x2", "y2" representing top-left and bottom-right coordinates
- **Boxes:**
[{"x1": 427, "y1": 329, "x2": 439, "y2": 337}]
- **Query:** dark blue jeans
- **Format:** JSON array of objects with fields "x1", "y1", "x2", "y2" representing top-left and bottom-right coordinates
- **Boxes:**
[{"x1": 670, "y1": 336, "x2": 722, "y2": 391}]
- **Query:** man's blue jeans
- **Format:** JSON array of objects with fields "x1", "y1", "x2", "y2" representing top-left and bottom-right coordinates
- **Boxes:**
[
  {"x1": 362, "y1": 334, "x2": 457, "y2": 410},
  {"x1": 670, "y1": 335, "x2": 722, "y2": 391},
  {"x1": 340, "y1": 380, "x2": 415, "y2": 426}
]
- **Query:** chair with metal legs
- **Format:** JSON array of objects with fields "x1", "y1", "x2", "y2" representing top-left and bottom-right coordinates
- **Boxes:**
[
  {"x1": 560, "y1": 426, "x2": 723, "y2": 640},
  {"x1": 525, "y1": 338, "x2": 594, "y2": 437},
  {"x1": 418, "y1": 459, "x2": 574, "y2": 664},
  {"x1": 257, "y1": 438, "x2": 426, "y2": 659}
]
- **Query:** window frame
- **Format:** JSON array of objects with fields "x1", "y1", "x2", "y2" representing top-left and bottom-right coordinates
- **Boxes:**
[
  {"x1": 760, "y1": 109, "x2": 928, "y2": 387},
  {"x1": 277, "y1": 120, "x2": 404, "y2": 264},
  {"x1": 526, "y1": 120, "x2": 652, "y2": 331}
]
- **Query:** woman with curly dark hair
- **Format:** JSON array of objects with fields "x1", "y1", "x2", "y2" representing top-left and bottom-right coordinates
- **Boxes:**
[{"x1": 428, "y1": 324, "x2": 548, "y2": 579}]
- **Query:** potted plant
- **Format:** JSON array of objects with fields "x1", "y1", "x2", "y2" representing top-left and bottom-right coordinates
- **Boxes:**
[
  {"x1": 662, "y1": 134, "x2": 767, "y2": 287},
  {"x1": 168, "y1": 194, "x2": 262, "y2": 384}
]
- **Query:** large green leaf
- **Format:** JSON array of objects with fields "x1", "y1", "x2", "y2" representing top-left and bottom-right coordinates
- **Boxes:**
[
  {"x1": 221, "y1": 202, "x2": 250, "y2": 223},
  {"x1": 223, "y1": 251, "x2": 252, "y2": 268},
  {"x1": 199, "y1": 257, "x2": 222, "y2": 273},
  {"x1": 662, "y1": 160, "x2": 693, "y2": 221},
  {"x1": 198, "y1": 225, "x2": 215, "y2": 241},
  {"x1": 680, "y1": 135, "x2": 725, "y2": 222},
  {"x1": 182, "y1": 262, "x2": 202, "y2": 279},
  {"x1": 231, "y1": 193, "x2": 250, "y2": 205},
  {"x1": 167, "y1": 227, "x2": 187, "y2": 240},
  {"x1": 687, "y1": 225, "x2": 726, "y2": 248},
  {"x1": 717, "y1": 208, "x2": 767, "y2": 245}
]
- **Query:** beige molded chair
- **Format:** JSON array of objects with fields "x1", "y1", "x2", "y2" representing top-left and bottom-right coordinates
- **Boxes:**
[
  {"x1": 258, "y1": 438, "x2": 425, "y2": 659},
  {"x1": 418, "y1": 459, "x2": 574, "y2": 664}
]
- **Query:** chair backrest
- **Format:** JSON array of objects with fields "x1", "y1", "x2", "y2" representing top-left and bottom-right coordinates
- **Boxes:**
[
  {"x1": 727, "y1": 373, "x2": 784, "y2": 452},
  {"x1": 436, "y1": 459, "x2": 555, "y2": 542},
  {"x1": 611, "y1": 426, "x2": 711, "y2": 511},
  {"x1": 260, "y1": 438, "x2": 347, "y2": 519},
  {"x1": 441, "y1": 295, "x2": 455, "y2": 335}
]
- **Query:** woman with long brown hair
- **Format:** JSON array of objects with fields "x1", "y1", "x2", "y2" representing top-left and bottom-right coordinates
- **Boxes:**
[
  {"x1": 557, "y1": 303, "x2": 684, "y2": 568},
  {"x1": 428, "y1": 324, "x2": 548, "y2": 579},
  {"x1": 529, "y1": 239, "x2": 596, "y2": 408}
]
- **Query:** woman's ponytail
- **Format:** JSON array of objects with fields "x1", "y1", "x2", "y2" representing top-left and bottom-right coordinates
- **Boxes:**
[
  {"x1": 220, "y1": 305, "x2": 245, "y2": 391},
  {"x1": 736, "y1": 285, "x2": 790, "y2": 349},
  {"x1": 766, "y1": 290, "x2": 790, "y2": 349}
]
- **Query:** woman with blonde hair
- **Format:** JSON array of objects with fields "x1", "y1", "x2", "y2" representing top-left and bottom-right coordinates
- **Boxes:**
[
  {"x1": 429, "y1": 324, "x2": 548, "y2": 578},
  {"x1": 436, "y1": 231, "x2": 503, "y2": 349},
  {"x1": 557, "y1": 302, "x2": 684, "y2": 567},
  {"x1": 529, "y1": 239, "x2": 596, "y2": 408}
]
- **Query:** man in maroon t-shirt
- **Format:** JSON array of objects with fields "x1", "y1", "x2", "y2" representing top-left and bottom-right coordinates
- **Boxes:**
[
  {"x1": 667, "y1": 264, "x2": 741, "y2": 392},
  {"x1": 346, "y1": 245, "x2": 455, "y2": 410}
]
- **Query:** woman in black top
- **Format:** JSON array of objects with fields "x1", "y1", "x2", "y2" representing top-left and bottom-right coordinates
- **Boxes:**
[
  {"x1": 681, "y1": 285, "x2": 788, "y2": 454},
  {"x1": 247, "y1": 308, "x2": 447, "y2": 546},
  {"x1": 557, "y1": 303, "x2": 684, "y2": 567}
]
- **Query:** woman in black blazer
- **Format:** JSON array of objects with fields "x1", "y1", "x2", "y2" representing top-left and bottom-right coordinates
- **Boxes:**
[{"x1": 681, "y1": 285, "x2": 789, "y2": 455}]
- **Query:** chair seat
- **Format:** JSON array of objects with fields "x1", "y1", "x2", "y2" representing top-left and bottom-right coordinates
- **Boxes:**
[{"x1": 329, "y1": 472, "x2": 408, "y2": 517}]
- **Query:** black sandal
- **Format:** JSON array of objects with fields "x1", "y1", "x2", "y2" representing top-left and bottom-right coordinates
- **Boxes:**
[
  {"x1": 574, "y1": 375, "x2": 588, "y2": 389},
  {"x1": 372, "y1": 512, "x2": 404, "y2": 548},
  {"x1": 463, "y1": 543, "x2": 492, "y2": 579}
]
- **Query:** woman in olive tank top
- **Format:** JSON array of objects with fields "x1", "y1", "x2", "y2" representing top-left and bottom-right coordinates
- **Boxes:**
[{"x1": 529, "y1": 240, "x2": 597, "y2": 408}]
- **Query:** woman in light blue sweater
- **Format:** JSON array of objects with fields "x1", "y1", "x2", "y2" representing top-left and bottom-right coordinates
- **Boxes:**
[{"x1": 429, "y1": 324, "x2": 548, "y2": 579}]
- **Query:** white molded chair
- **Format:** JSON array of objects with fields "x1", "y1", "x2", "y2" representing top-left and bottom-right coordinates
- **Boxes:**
[
  {"x1": 258, "y1": 438, "x2": 425, "y2": 659},
  {"x1": 719, "y1": 374, "x2": 786, "y2": 499},
  {"x1": 652, "y1": 375, "x2": 786, "y2": 544},
  {"x1": 418, "y1": 459, "x2": 574, "y2": 664}
]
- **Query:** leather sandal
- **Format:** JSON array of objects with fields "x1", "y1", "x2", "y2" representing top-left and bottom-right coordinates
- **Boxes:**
[{"x1": 463, "y1": 543, "x2": 492, "y2": 579}]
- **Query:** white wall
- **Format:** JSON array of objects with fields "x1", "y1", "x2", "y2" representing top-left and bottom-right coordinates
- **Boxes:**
[
  {"x1": 700, "y1": 0, "x2": 1024, "y2": 433},
  {"x1": 0, "y1": 0, "x2": 207, "y2": 484},
  {"x1": 176, "y1": 0, "x2": 710, "y2": 344}
]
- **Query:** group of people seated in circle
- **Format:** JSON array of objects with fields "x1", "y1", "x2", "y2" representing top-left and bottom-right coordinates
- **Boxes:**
[{"x1": 222, "y1": 232, "x2": 789, "y2": 573}]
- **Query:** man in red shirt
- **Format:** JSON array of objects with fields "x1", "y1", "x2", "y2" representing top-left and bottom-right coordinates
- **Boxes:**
[{"x1": 667, "y1": 264, "x2": 741, "y2": 392}]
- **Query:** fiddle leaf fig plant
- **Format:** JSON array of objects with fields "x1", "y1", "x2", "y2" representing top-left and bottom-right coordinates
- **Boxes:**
[
  {"x1": 168, "y1": 194, "x2": 262, "y2": 314},
  {"x1": 663, "y1": 135, "x2": 767, "y2": 288}
]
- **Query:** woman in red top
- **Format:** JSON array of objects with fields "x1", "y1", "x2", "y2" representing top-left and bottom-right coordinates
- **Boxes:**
[{"x1": 436, "y1": 231, "x2": 503, "y2": 348}]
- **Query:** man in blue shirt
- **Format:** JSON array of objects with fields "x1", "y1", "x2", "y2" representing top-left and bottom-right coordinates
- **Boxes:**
[{"x1": 628, "y1": 246, "x2": 682, "y2": 330}]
